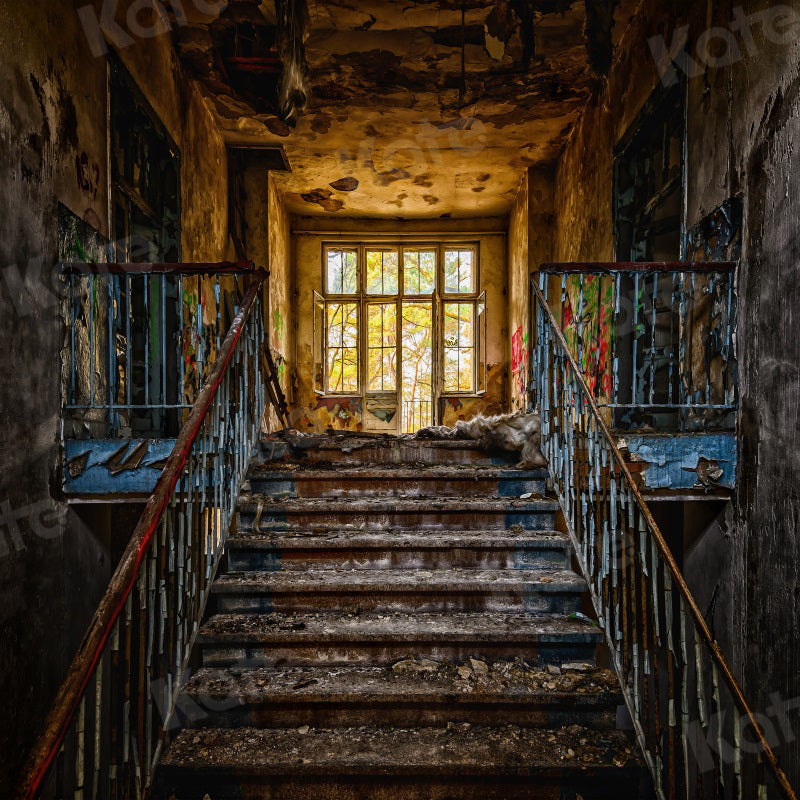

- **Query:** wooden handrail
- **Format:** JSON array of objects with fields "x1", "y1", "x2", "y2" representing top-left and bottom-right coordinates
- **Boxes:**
[
  {"x1": 17, "y1": 271, "x2": 268, "y2": 800},
  {"x1": 539, "y1": 261, "x2": 737, "y2": 273},
  {"x1": 532, "y1": 280, "x2": 796, "y2": 800}
]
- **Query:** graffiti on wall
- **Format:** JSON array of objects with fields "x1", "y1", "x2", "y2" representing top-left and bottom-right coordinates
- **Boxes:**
[
  {"x1": 562, "y1": 274, "x2": 614, "y2": 400},
  {"x1": 511, "y1": 325, "x2": 529, "y2": 399}
]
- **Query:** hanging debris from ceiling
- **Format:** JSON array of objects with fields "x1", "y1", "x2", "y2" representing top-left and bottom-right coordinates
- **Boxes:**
[
  {"x1": 584, "y1": 0, "x2": 619, "y2": 75},
  {"x1": 275, "y1": 0, "x2": 310, "y2": 125}
]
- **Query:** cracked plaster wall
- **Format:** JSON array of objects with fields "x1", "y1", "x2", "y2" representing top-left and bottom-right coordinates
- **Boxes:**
[
  {"x1": 0, "y1": 0, "x2": 233, "y2": 787},
  {"x1": 508, "y1": 166, "x2": 554, "y2": 412},
  {"x1": 549, "y1": 0, "x2": 800, "y2": 790}
]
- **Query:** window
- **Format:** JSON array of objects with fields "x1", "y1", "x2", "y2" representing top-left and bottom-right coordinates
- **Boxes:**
[
  {"x1": 366, "y1": 249, "x2": 399, "y2": 295},
  {"x1": 443, "y1": 302, "x2": 474, "y2": 392},
  {"x1": 367, "y1": 303, "x2": 397, "y2": 391},
  {"x1": 315, "y1": 243, "x2": 485, "y2": 409},
  {"x1": 326, "y1": 248, "x2": 358, "y2": 294},
  {"x1": 403, "y1": 249, "x2": 436, "y2": 295},
  {"x1": 443, "y1": 248, "x2": 475, "y2": 294},
  {"x1": 326, "y1": 302, "x2": 358, "y2": 393}
]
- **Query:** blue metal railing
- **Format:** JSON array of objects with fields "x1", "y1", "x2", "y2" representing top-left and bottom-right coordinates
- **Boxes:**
[
  {"x1": 538, "y1": 263, "x2": 737, "y2": 430},
  {"x1": 63, "y1": 262, "x2": 256, "y2": 438},
  {"x1": 21, "y1": 272, "x2": 276, "y2": 799},
  {"x1": 531, "y1": 277, "x2": 795, "y2": 800}
]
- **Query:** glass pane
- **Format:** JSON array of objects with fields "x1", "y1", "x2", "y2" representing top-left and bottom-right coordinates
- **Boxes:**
[
  {"x1": 366, "y1": 249, "x2": 399, "y2": 295},
  {"x1": 327, "y1": 249, "x2": 358, "y2": 294},
  {"x1": 367, "y1": 303, "x2": 397, "y2": 391},
  {"x1": 443, "y1": 248, "x2": 474, "y2": 294},
  {"x1": 403, "y1": 249, "x2": 436, "y2": 295},
  {"x1": 401, "y1": 302, "x2": 433, "y2": 433},
  {"x1": 326, "y1": 302, "x2": 358, "y2": 392},
  {"x1": 443, "y1": 302, "x2": 474, "y2": 392}
]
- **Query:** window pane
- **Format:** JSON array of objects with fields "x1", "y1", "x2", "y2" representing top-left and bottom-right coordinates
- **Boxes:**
[
  {"x1": 367, "y1": 303, "x2": 396, "y2": 391},
  {"x1": 443, "y1": 302, "x2": 474, "y2": 392},
  {"x1": 403, "y1": 249, "x2": 436, "y2": 295},
  {"x1": 401, "y1": 302, "x2": 433, "y2": 433},
  {"x1": 443, "y1": 248, "x2": 474, "y2": 294},
  {"x1": 366, "y1": 249, "x2": 398, "y2": 295},
  {"x1": 326, "y1": 302, "x2": 358, "y2": 392},
  {"x1": 327, "y1": 249, "x2": 358, "y2": 294}
]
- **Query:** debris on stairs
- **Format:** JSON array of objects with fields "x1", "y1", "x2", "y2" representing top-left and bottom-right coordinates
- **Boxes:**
[{"x1": 154, "y1": 432, "x2": 647, "y2": 800}]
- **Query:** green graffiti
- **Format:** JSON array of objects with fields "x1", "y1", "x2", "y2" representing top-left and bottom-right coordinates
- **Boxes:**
[{"x1": 273, "y1": 308, "x2": 285, "y2": 344}]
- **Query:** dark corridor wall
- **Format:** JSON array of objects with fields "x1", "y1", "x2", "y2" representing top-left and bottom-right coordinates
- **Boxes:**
[
  {"x1": 0, "y1": 0, "x2": 232, "y2": 789},
  {"x1": 552, "y1": 0, "x2": 800, "y2": 791}
]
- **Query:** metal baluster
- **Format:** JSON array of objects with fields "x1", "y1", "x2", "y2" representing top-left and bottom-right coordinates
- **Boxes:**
[
  {"x1": 650, "y1": 272, "x2": 657, "y2": 405},
  {"x1": 179, "y1": 275, "x2": 185, "y2": 410},
  {"x1": 93, "y1": 657, "x2": 103, "y2": 798},
  {"x1": 70, "y1": 272, "x2": 76, "y2": 405},
  {"x1": 613, "y1": 271, "x2": 620, "y2": 408},
  {"x1": 127, "y1": 274, "x2": 132, "y2": 409},
  {"x1": 680, "y1": 598, "x2": 691, "y2": 798},
  {"x1": 665, "y1": 566, "x2": 677, "y2": 799},
  {"x1": 632, "y1": 272, "x2": 640, "y2": 406},
  {"x1": 144, "y1": 273, "x2": 150, "y2": 408},
  {"x1": 90, "y1": 273, "x2": 95, "y2": 407},
  {"x1": 161, "y1": 273, "x2": 167, "y2": 411},
  {"x1": 725, "y1": 271, "x2": 734, "y2": 406},
  {"x1": 75, "y1": 696, "x2": 86, "y2": 800}
]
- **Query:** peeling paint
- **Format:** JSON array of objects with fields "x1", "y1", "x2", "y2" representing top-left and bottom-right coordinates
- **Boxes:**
[{"x1": 622, "y1": 433, "x2": 736, "y2": 490}]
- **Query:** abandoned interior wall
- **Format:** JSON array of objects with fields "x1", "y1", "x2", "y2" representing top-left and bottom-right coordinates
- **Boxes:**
[
  {"x1": 508, "y1": 166, "x2": 554, "y2": 411},
  {"x1": 551, "y1": 0, "x2": 800, "y2": 788},
  {"x1": 292, "y1": 217, "x2": 507, "y2": 432},
  {"x1": 268, "y1": 172, "x2": 293, "y2": 402},
  {"x1": 244, "y1": 165, "x2": 294, "y2": 430},
  {"x1": 508, "y1": 171, "x2": 529, "y2": 411},
  {"x1": 0, "y1": 0, "x2": 232, "y2": 787}
]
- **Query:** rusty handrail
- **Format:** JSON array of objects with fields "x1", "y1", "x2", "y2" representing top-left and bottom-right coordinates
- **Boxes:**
[
  {"x1": 18, "y1": 271, "x2": 269, "y2": 799},
  {"x1": 540, "y1": 261, "x2": 737, "y2": 273},
  {"x1": 532, "y1": 278, "x2": 796, "y2": 800},
  {"x1": 61, "y1": 260, "x2": 258, "y2": 275}
]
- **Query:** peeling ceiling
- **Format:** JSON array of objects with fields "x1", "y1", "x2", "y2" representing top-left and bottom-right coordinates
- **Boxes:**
[{"x1": 175, "y1": 0, "x2": 631, "y2": 218}]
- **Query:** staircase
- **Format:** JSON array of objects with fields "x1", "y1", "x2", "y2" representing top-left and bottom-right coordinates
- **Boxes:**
[{"x1": 155, "y1": 433, "x2": 647, "y2": 800}]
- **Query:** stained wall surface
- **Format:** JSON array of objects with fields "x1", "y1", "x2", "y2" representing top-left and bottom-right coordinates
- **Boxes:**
[
  {"x1": 549, "y1": 0, "x2": 800, "y2": 790},
  {"x1": 508, "y1": 167, "x2": 554, "y2": 411},
  {"x1": 0, "y1": 1, "x2": 233, "y2": 787}
]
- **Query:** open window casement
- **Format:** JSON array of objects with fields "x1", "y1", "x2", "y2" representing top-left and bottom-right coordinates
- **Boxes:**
[
  {"x1": 476, "y1": 290, "x2": 487, "y2": 396},
  {"x1": 312, "y1": 290, "x2": 325, "y2": 394}
]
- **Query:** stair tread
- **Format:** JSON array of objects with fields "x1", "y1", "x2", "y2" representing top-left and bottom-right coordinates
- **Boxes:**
[
  {"x1": 248, "y1": 465, "x2": 547, "y2": 478},
  {"x1": 160, "y1": 723, "x2": 640, "y2": 775},
  {"x1": 238, "y1": 496, "x2": 559, "y2": 512},
  {"x1": 212, "y1": 568, "x2": 586, "y2": 592},
  {"x1": 183, "y1": 662, "x2": 621, "y2": 705},
  {"x1": 227, "y1": 528, "x2": 568, "y2": 547},
  {"x1": 198, "y1": 611, "x2": 603, "y2": 643}
]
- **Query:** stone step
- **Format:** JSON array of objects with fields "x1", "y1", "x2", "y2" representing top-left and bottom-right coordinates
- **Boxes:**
[
  {"x1": 155, "y1": 724, "x2": 644, "y2": 800},
  {"x1": 236, "y1": 497, "x2": 559, "y2": 531},
  {"x1": 254, "y1": 434, "x2": 520, "y2": 467},
  {"x1": 176, "y1": 661, "x2": 621, "y2": 730},
  {"x1": 198, "y1": 611, "x2": 603, "y2": 668},
  {"x1": 226, "y1": 528, "x2": 571, "y2": 572},
  {"x1": 211, "y1": 568, "x2": 586, "y2": 614},
  {"x1": 245, "y1": 465, "x2": 547, "y2": 499}
]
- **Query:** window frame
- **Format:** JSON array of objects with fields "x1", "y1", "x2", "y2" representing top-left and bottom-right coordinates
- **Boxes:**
[{"x1": 317, "y1": 241, "x2": 483, "y2": 399}]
